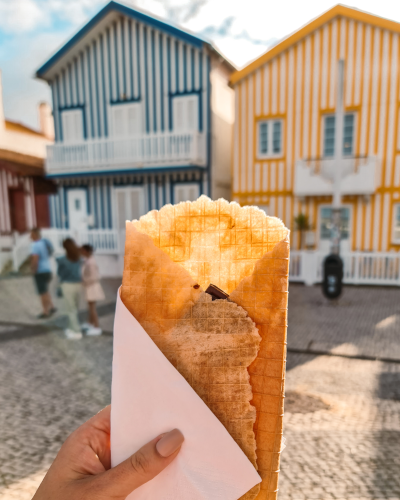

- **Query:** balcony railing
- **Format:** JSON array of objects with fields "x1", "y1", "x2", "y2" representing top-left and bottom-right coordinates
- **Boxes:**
[
  {"x1": 46, "y1": 132, "x2": 206, "y2": 174},
  {"x1": 294, "y1": 156, "x2": 378, "y2": 197}
]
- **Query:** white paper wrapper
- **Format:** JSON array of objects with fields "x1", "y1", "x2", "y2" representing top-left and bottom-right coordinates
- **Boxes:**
[{"x1": 111, "y1": 289, "x2": 261, "y2": 500}]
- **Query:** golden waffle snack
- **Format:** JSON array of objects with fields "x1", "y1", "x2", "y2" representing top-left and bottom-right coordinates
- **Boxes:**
[{"x1": 121, "y1": 196, "x2": 289, "y2": 500}]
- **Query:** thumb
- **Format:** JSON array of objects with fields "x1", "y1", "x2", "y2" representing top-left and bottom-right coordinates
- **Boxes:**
[{"x1": 95, "y1": 429, "x2": 184, "y2": 499}]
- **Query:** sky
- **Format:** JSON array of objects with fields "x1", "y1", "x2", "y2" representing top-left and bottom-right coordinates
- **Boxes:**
[{"x1": 0, "y1": 0, "x2": 400, "y2": 131}]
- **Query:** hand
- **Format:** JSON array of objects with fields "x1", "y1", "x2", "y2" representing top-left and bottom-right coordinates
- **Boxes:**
[{"x1": 33, "y1": 405, "x2": 184, "y2": 500}]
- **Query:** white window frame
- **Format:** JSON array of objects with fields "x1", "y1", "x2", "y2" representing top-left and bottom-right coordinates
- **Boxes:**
[
  {"x1": 109, "y1": 102, "x2": 143, "y2": 137},
  {"x1": 322, "y1": 112, "x2": 357, "y2": 158},
  {"x1": 61, "y1": 109, "x2": 84, "y2": 144},
  {"x1": 173, "y1": 183, "x2": 200, "y2": 203},
  {"x1": 172, "y1": 94, "x2": 199, "y2": 132},
  {"x1": 256, "y1": 119, "x2": 284, "y2": 159},
  {"x1": 392, "y1": 203, "x2": 400, "y2": 244}
]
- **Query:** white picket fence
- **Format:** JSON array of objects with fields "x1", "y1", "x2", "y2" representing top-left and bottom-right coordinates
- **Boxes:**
[
  {"x1": 42, "y1": 228, "x2": 120, "y2": 254},
  {"x1": 290, "y1": 250, "x2": 400, "y2": 286}
]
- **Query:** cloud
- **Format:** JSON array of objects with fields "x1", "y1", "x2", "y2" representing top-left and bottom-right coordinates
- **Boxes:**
[
  {"x1": 200, "y1": 16, "x2": 278, "y2": 48},
  {"x1": 0, "y1": 0, "x2": 46, "y2": 33}
]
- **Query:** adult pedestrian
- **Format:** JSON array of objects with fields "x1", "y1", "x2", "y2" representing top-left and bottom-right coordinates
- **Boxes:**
[
  {"x1": 30, "y1": 227, "x2": 56, "y2": 318},
  {"x1": 57, "y1": 238, "x2": 83, "y2": 340}
]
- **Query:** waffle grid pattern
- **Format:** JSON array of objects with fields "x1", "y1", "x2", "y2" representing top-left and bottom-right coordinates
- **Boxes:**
[{"x1": 122, "y1": 196, "x2": 289, "y2": 500}]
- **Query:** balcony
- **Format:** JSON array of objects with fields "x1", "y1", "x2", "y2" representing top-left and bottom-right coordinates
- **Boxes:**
[
  {"x1": 46, "y1": 131, "x2": 207, "y2": 175},
  {"x1": 294, "y1": 156, "x2": 378, "y2": 197}
]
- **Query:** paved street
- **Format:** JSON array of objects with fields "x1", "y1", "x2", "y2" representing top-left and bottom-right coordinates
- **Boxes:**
[{"x1": 0, "y1": 279, "x2": 399, "y2": 499}]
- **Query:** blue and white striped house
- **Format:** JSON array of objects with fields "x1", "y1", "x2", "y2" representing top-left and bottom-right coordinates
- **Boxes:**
[{"x1": 36, "y1": 0, "x2": 235, "y2": 265}]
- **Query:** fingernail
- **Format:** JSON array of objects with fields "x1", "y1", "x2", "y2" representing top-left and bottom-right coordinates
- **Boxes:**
[{"x1": 156, "y1": 429, "x2": 184, "y2": 457}]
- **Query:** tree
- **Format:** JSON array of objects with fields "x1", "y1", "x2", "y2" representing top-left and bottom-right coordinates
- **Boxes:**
[{"x1": 294, "y1": 213, "x2": 310, "y2": 249}]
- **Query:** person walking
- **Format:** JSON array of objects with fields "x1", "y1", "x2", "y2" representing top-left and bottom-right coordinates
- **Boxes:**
[
  {"x1": 80, "y1": 244, "x2": 105, "y2": 336},
  {"x1": 30, "y1": 227, "x2": 56, "y2": 318},
  {"x1": 57, "y1": 238, "x2": 83, "y2": 340}
]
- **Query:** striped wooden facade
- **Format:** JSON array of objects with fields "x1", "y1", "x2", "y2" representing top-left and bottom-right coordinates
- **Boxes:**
[
  {"x1": 49, "y1": 14, "x2": 210, "y2": 143},
  {"x1": 37, "y1": 1, "x2": 234, "y2": 231},
  {"x1": 231, "y1": 5, "x2": 400, "y2": 252},
  {"x1": 48, "y1": 170, "x2": 205, "y2": 229}
]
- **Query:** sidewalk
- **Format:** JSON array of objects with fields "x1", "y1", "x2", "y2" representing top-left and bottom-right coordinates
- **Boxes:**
[
  {"x1": 0, "y1": 283, "x2": 399, "y2": 499},
  {"x1": 0, "y1": 275, "x2": 120, "y2": 330}
]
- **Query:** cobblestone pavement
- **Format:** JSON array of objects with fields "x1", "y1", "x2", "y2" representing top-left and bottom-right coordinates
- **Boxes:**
[{"x1": 0, "y1": 283, "x2": 399, "y2": 499}]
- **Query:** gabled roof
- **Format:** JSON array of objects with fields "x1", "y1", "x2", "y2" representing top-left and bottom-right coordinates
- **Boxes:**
[
  {"x1": 36, "y1": 0, "x2": 216, "y2": 80},
  {"x1": 230, "y1": 4, "x2": 400, "y2": 85}
]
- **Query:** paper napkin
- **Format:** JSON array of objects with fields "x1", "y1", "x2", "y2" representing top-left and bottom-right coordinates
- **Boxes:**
[{"x1": 111, "y1": 289, "x2": 261, "y2": 500}]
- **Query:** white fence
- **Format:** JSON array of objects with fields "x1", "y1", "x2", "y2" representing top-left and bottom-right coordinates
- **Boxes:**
[
  {"x1": 46, "y1": 132, "x2": 206, "y2": 173},
  {"x1": 42, "y1": 229, "x2": 119, "y2": 254},
  {"x1": 290, "y1": 250, "x2": 400, "y2": 286}
]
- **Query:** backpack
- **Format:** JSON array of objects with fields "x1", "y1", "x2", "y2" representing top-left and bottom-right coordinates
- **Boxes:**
[{"x1": 43, "y1": 238, "x2": 54, "y2": 257}]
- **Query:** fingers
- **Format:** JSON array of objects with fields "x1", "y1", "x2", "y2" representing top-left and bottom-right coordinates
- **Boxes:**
[{"x1": 94, "y1": 429, "x2": 184, "y2": 499}]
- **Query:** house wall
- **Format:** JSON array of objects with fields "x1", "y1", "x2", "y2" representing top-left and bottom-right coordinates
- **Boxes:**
[
  {"x1": 210, "y1": 60, "x2": 234, "y2": 201},
  {"x1": 50, "y1": 15, "x2": 210, "y2": 143},
  {"x1": 233, "y1": 16, "x2": 400, "y2": 252},
  {"x1": 49, "y1": 169, "x2": 205, "y2": 229}
]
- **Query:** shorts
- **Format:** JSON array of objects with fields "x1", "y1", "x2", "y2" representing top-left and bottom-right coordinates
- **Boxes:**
[{"x1": 34, "y1": 272, "x2": 52, "y2": 295}]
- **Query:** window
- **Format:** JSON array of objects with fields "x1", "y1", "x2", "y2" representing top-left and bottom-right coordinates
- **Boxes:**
[
  {"x1": 115, "y1": 187, "x2": 145, "y2": 230},
  {"x1": 110, "y1": 103, "x2": 142, "y2": 137},
  {"x1": 259, "y1": 123, "x2": 268, "y2": 154},
  {"x1": 343, "y1": 114, "x2": 354, "y2": 155},
  {"x1": 172, "y1": 95, "x2": 198, "y2": 132},
  {"x1": 323, "y1": 114, "x2": 355, "y2": 157},
  {"x1": 320, "y1": 207, "x2": 350, "y2": 240},
  {"x1": 174, "y1": 183, "x2": 200, "y2": 203},
  {"x1": 323, "y1": 116, "x2": 336, "y2": 156},
  {"x1": 61, "y1": 109, "x2": 84, "y2": 143},
  {"x1": 257, "y1": 119, "x2": 283, "y2": 158},
  {"x1": 392, "y1": 204, "x2": 400, "y2": 243}
]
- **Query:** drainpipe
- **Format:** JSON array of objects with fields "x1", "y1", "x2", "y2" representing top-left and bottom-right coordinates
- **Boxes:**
[{"x1": 331, "y1": 60, "x2": 345, "y2": 255}]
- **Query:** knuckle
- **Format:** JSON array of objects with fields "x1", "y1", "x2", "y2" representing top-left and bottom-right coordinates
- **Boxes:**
[{"x1": 130, "y1": 450, "x2": 151, "y2": 477}]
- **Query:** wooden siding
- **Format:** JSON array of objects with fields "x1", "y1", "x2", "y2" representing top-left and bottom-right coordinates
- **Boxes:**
[
  {"x1": 49, "y1": 170, "x2": 206, "y2": 229},
  {"x1": 50, "y1": 15, "x2": 209, "y2": 143},
  {"x1": 232, "y1": 14, "x2": 400, "y2": 252}
]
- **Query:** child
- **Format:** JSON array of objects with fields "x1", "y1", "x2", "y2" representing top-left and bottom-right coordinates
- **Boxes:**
[{"x1": 81, "y1": 244, "x2": 105, "y2": 336}]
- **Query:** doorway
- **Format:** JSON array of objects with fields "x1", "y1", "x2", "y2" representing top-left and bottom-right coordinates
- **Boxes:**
[
  {"x1": 9, "y1": 189, "x2": 27, "y2": 233},
  {"x1": 67, "y1": 189, "x2": 88, "y2": 231},
  {"x1": 318, "y1": 205, "x2": 352, "y2": 253},
  {"x1": 114, "y1": 187, "x2": 146, "y2": 249}
]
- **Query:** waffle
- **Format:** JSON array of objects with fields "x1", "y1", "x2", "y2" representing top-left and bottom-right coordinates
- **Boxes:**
[{"x1": 121, "y1": 196, "x2": 289, "y2": 500}]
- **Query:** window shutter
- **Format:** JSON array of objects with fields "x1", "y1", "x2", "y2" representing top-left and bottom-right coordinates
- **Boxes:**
[
  {"x1": 62, "y1": 110, "x2": 83, "y2": 143},
  {"x1": 127, "y1": 106, "x2": 141, "y2": 135},
  {"x1": 173, "y1": 95, "x2": 198, "y2": 132},
  {"x1": 117, "y1": 191, "x2": 127, "y2": 230},
  {"x1": 130, "y1": 190, "x2": 142, "y2": 220},
  {"x1": 112, "y1": 107, "x2": 126, "y2": 136},
  {"x1": 174, "y1": 183, "x2": 200, "y2": 203},
  {"x1": 187, "y1": 97, "x2": 196, "y2": 131}
]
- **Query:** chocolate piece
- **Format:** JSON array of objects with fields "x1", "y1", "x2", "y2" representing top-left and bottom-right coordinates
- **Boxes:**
[{"x1": 205, "y1": 284, "x2": 229, "y2": 301}]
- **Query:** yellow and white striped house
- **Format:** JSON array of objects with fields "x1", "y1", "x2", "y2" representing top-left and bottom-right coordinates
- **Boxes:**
[{"x1": 230, "y1": 4, "x2": 400, "y2": 260}]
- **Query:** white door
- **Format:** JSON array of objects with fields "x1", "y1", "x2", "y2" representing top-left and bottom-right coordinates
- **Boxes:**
[
  {"x1": 174, "y1": 183, "x2": 200, "y2": 203},
  {"x1": 67, "y1": 189, "x2": 88, "y2": 231},
  {"x1": 115, "y1": 187, "x2": 146, "y2": 249},
  {"x1": 318, "y1": 206, "x2": 352, "y2": 253}
]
